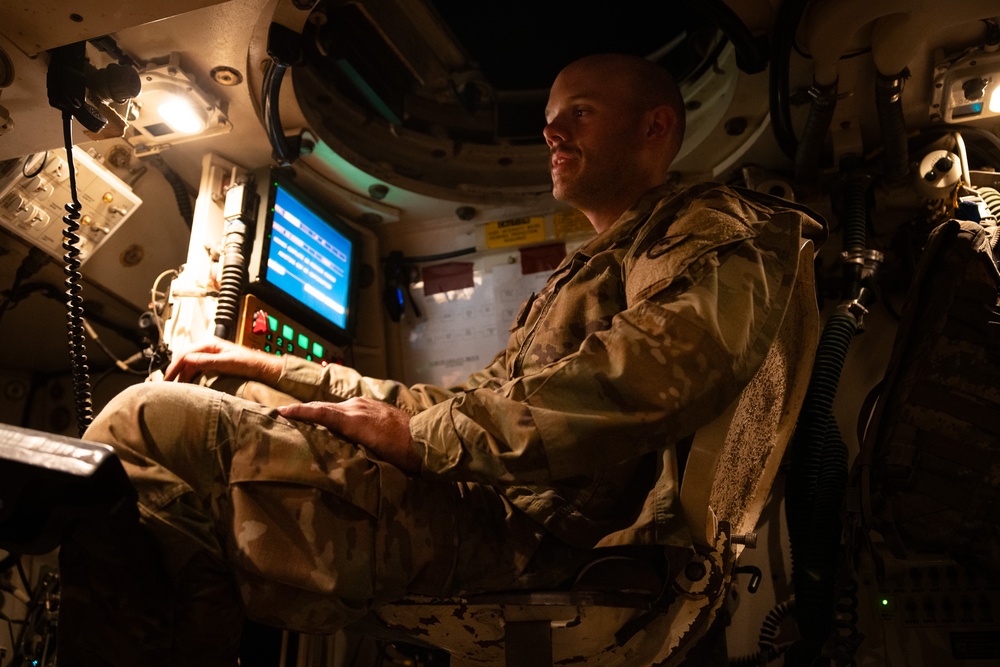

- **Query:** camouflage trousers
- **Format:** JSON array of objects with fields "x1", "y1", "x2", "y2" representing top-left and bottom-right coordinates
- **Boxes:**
[{"x1": 58, "y1": 380, "x2": 577, "y2": 666}]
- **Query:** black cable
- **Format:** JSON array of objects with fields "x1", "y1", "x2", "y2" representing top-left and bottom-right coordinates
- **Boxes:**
[
  {"x1": 263, "y1": 23, "x2": 304, "y2": 167},
  {"x1": 15, "y1": 559, "x2": 32, "y2": 600},
  {"x1": 87, "y1": 35, "x2": 139, "y2": 70},
  {"x1": 0, "y1": 248, "x2": 50, "y2": 327},
  {"x1": 60, "y1": 111, "x2": 94, "y2": 435},
  {"x1": 0, "y1": 279, "x2": 147, "y2": 353},
  {"x1": 919, "y1": 124, "x2": 1000, "y2": 164},
  {"x1": 146, "y1": 156, "x2": 194, "y2": 227},
  {"x1": 769, "y1": 0, "x2": 811, "y2": 160},
  {"x1": 678, "y1": 0, "x2": 769, "y2": 73},
  {"x1": 21, "y1": 152, "x2": 47, "y2": 179},
  {"x1": 82, "y1": 318, "x2": 147, "y2": 376}
]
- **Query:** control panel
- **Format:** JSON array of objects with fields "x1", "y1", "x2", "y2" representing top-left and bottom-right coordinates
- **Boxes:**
[
  {"x1": 857, "y1": 551, "x2": 1000, "y2": 665},
  {"x1": 235, "y1": 293, "x2": 343, "y2": 365},
  {"x1": 0, "y1": 148, "x2": 142, "y2": 264}
]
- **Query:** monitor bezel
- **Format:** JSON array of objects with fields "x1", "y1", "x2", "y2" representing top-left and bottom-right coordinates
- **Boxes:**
[{"x1": 246, "y1": 171, "x2": 362, "y2": 344}]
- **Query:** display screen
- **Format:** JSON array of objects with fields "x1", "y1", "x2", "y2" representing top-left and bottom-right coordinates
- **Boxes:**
[{"x1": 253, "y1": 177, "x2": 360, "y2": 340}]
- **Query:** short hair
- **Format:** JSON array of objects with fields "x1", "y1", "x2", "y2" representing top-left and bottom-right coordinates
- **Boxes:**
[{"x1": 569, "y1": 53, "x2": 686, "y2": 151}]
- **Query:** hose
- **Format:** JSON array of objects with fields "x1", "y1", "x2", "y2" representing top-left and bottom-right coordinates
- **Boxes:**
[
  {"x1": 769, "y1": 0, "x2": 813, "y2": 160},
  {"x1": 875, "y1": 71, "x2": 910, "y2": 184},
  {"x1": 263, "y1": 22, "x2": 303, "y2": 167},
  {"x1": 152, "y1": 157, "x2": 194, "y2": 228},
  {"x1": 728, "y1": 599, "x2": 796, "y2": 666},
  {"x1": 794, "y1": 80, "x2": 839, "y2": 187},
  {"x1": 785, "y1": 167, "x2": 875, "y2": 662},
  {"x1": 679, "y1": 0, "x2": 769, "y2": 73},
  {"x1": 786, "y1": 309, "x2": 857, "y2": 660}
]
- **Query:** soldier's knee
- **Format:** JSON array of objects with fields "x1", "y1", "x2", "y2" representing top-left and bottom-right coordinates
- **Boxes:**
[{"x1": 87, "y1": 382, "x2": 218, "y2": 454}]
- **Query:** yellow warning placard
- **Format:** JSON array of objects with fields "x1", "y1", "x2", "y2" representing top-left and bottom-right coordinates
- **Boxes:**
[
  {"x1": 484, "y1": 216, "x2": 546, "y2": 249},
  {"x1": 553, "y1": 209, "x2": 592, "y2": 237}
]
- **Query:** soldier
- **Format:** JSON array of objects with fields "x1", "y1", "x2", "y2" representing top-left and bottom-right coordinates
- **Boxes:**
[{"x1": 58, "y1": 53, "x2": 824, "y2": 666}]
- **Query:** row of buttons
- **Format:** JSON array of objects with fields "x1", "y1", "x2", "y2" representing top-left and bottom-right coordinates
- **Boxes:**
[{"x1": 250, "y1": 309, "x2": 326, "y2": 361}]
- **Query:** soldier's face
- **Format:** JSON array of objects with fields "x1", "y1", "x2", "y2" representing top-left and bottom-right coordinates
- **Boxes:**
[{"x1": 543, "y1": 64, "x2": 648, "y2": 209}]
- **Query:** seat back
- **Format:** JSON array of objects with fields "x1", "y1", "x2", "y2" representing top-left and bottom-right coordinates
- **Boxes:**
[{"x1": 680, "y1": 239, "x2": 819, "y2": 553}]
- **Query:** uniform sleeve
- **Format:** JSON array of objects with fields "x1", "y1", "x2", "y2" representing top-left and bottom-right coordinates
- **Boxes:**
[
  {"x1": 273, "y1": 341, "x2": 510, "y2": 411},
  {"x1": 409, "y1": 219, "x2": 804, "y2": 485}
]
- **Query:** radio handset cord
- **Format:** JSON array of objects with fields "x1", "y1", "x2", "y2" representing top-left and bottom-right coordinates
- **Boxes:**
[{"x1": 46, "y1": 42, "x2": 108, "y2": 435}]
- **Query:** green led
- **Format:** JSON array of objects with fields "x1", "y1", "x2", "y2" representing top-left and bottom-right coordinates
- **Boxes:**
[
  {"x1": 881, "y1": 598, "x2": 890, "y2": 606},
  {"x1": 312, "y1": 341, "x2": 324, "y2": 358},
  {"x1": 282, "y1": 324, "x2": 294, "y2": 339},
  {"x1": 297, "y1": 333, "x2": 309, "y2": 349},
  {"x1": 267, "y1": 315, "x2": 278, "y2": 332}
]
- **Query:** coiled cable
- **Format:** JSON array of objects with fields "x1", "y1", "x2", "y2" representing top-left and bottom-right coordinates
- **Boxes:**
[
  {"x1": 829, "y1": 578, "x2": 860, "y2": 666},
  {"x1": 213, "y1": 219, "x2": 247, "y2": 340},
  {"x1": 60, "y1": 111, "x2": 94, "y2": 435},
  {"x1": 728, "y1": 598, "x2": 796, "y2": 666}
]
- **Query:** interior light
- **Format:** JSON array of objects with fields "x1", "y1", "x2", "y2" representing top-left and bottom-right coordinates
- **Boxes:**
[
  {"x1": 932, "y1": 48, "x2": 1000, "y2": 123},
  {"x1": 126, "y1": 53, "x2": 232, "y2": 152},
  {"x1": 157, "y1": 95, "x2": 206, "y2": 134}
]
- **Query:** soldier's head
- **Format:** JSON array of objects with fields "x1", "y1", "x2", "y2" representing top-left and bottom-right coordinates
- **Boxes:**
[{"x1": 543, "y1": 54, "x2": 685, "y2": 232}]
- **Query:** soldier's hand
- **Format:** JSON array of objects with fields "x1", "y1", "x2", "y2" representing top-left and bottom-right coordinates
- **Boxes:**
[
  {"x1": 163, "y1": 337, "x2": 283, "y2": 385},
  {"x1": 277, "y1": 397, "x2": 421, "y2": 474}
]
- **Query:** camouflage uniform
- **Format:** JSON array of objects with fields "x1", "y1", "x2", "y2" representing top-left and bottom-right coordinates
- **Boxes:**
[{"x1": 58, "y1": 182, "x2": 824, "y2": 666}]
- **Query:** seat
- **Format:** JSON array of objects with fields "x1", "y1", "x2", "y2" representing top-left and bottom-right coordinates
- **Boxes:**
[
  {"x1": 0, "y1": 423, "x2": 136, "y2": 556},
  {"x1": 359, "y1": 240, "x2": 820, "y2": 667}
]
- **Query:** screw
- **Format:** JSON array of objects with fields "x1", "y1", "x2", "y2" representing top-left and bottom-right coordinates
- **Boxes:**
[{"x1": 731, "y1": 532, "x2": 758, "y2": 548}]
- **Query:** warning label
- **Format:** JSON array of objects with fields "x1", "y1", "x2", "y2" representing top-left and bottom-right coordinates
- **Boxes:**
[
  {"x1": 553, "y1": 209, "x2": 592, "y2": 237},
  {"x1": 485, "y1": 217, "x2": 546, "y2": 249}
]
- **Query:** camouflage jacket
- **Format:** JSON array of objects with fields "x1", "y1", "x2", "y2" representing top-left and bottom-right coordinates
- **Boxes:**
[{"x1": 276, "y1": 183, "x2": 826, "y2": 550}]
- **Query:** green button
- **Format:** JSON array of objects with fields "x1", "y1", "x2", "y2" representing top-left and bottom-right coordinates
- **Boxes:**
[
  {"x1": 264, "y1": 343, "x2": 272, "y2": 353},
  {"x1": 286, "y1": 343, "x2": 294, "y2": 353},
  {"x1": 267, "y1": 315, "x2": 278, "y2": 332},
  {"x1": 275, "y1": 337, "x2": 284, "y2": 348},
  {"x1": 282, "y1": 324, "x2": 294, "y2": 339},
  {"x1": 312, "y1": 341, "x2": 324, "y2": 358},
  {"x1": 297, "y1": 333, "x2": 309, "y2": 349}
]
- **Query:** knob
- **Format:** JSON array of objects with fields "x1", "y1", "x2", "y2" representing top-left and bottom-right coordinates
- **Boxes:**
[{"x1": 934, "y1": 156, "x2": 954, "y2": 173}]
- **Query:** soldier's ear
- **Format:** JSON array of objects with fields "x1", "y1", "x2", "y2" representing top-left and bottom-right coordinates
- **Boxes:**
[{"x1": 646, "y1": 104, "x2": 676, "y2": 142}]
